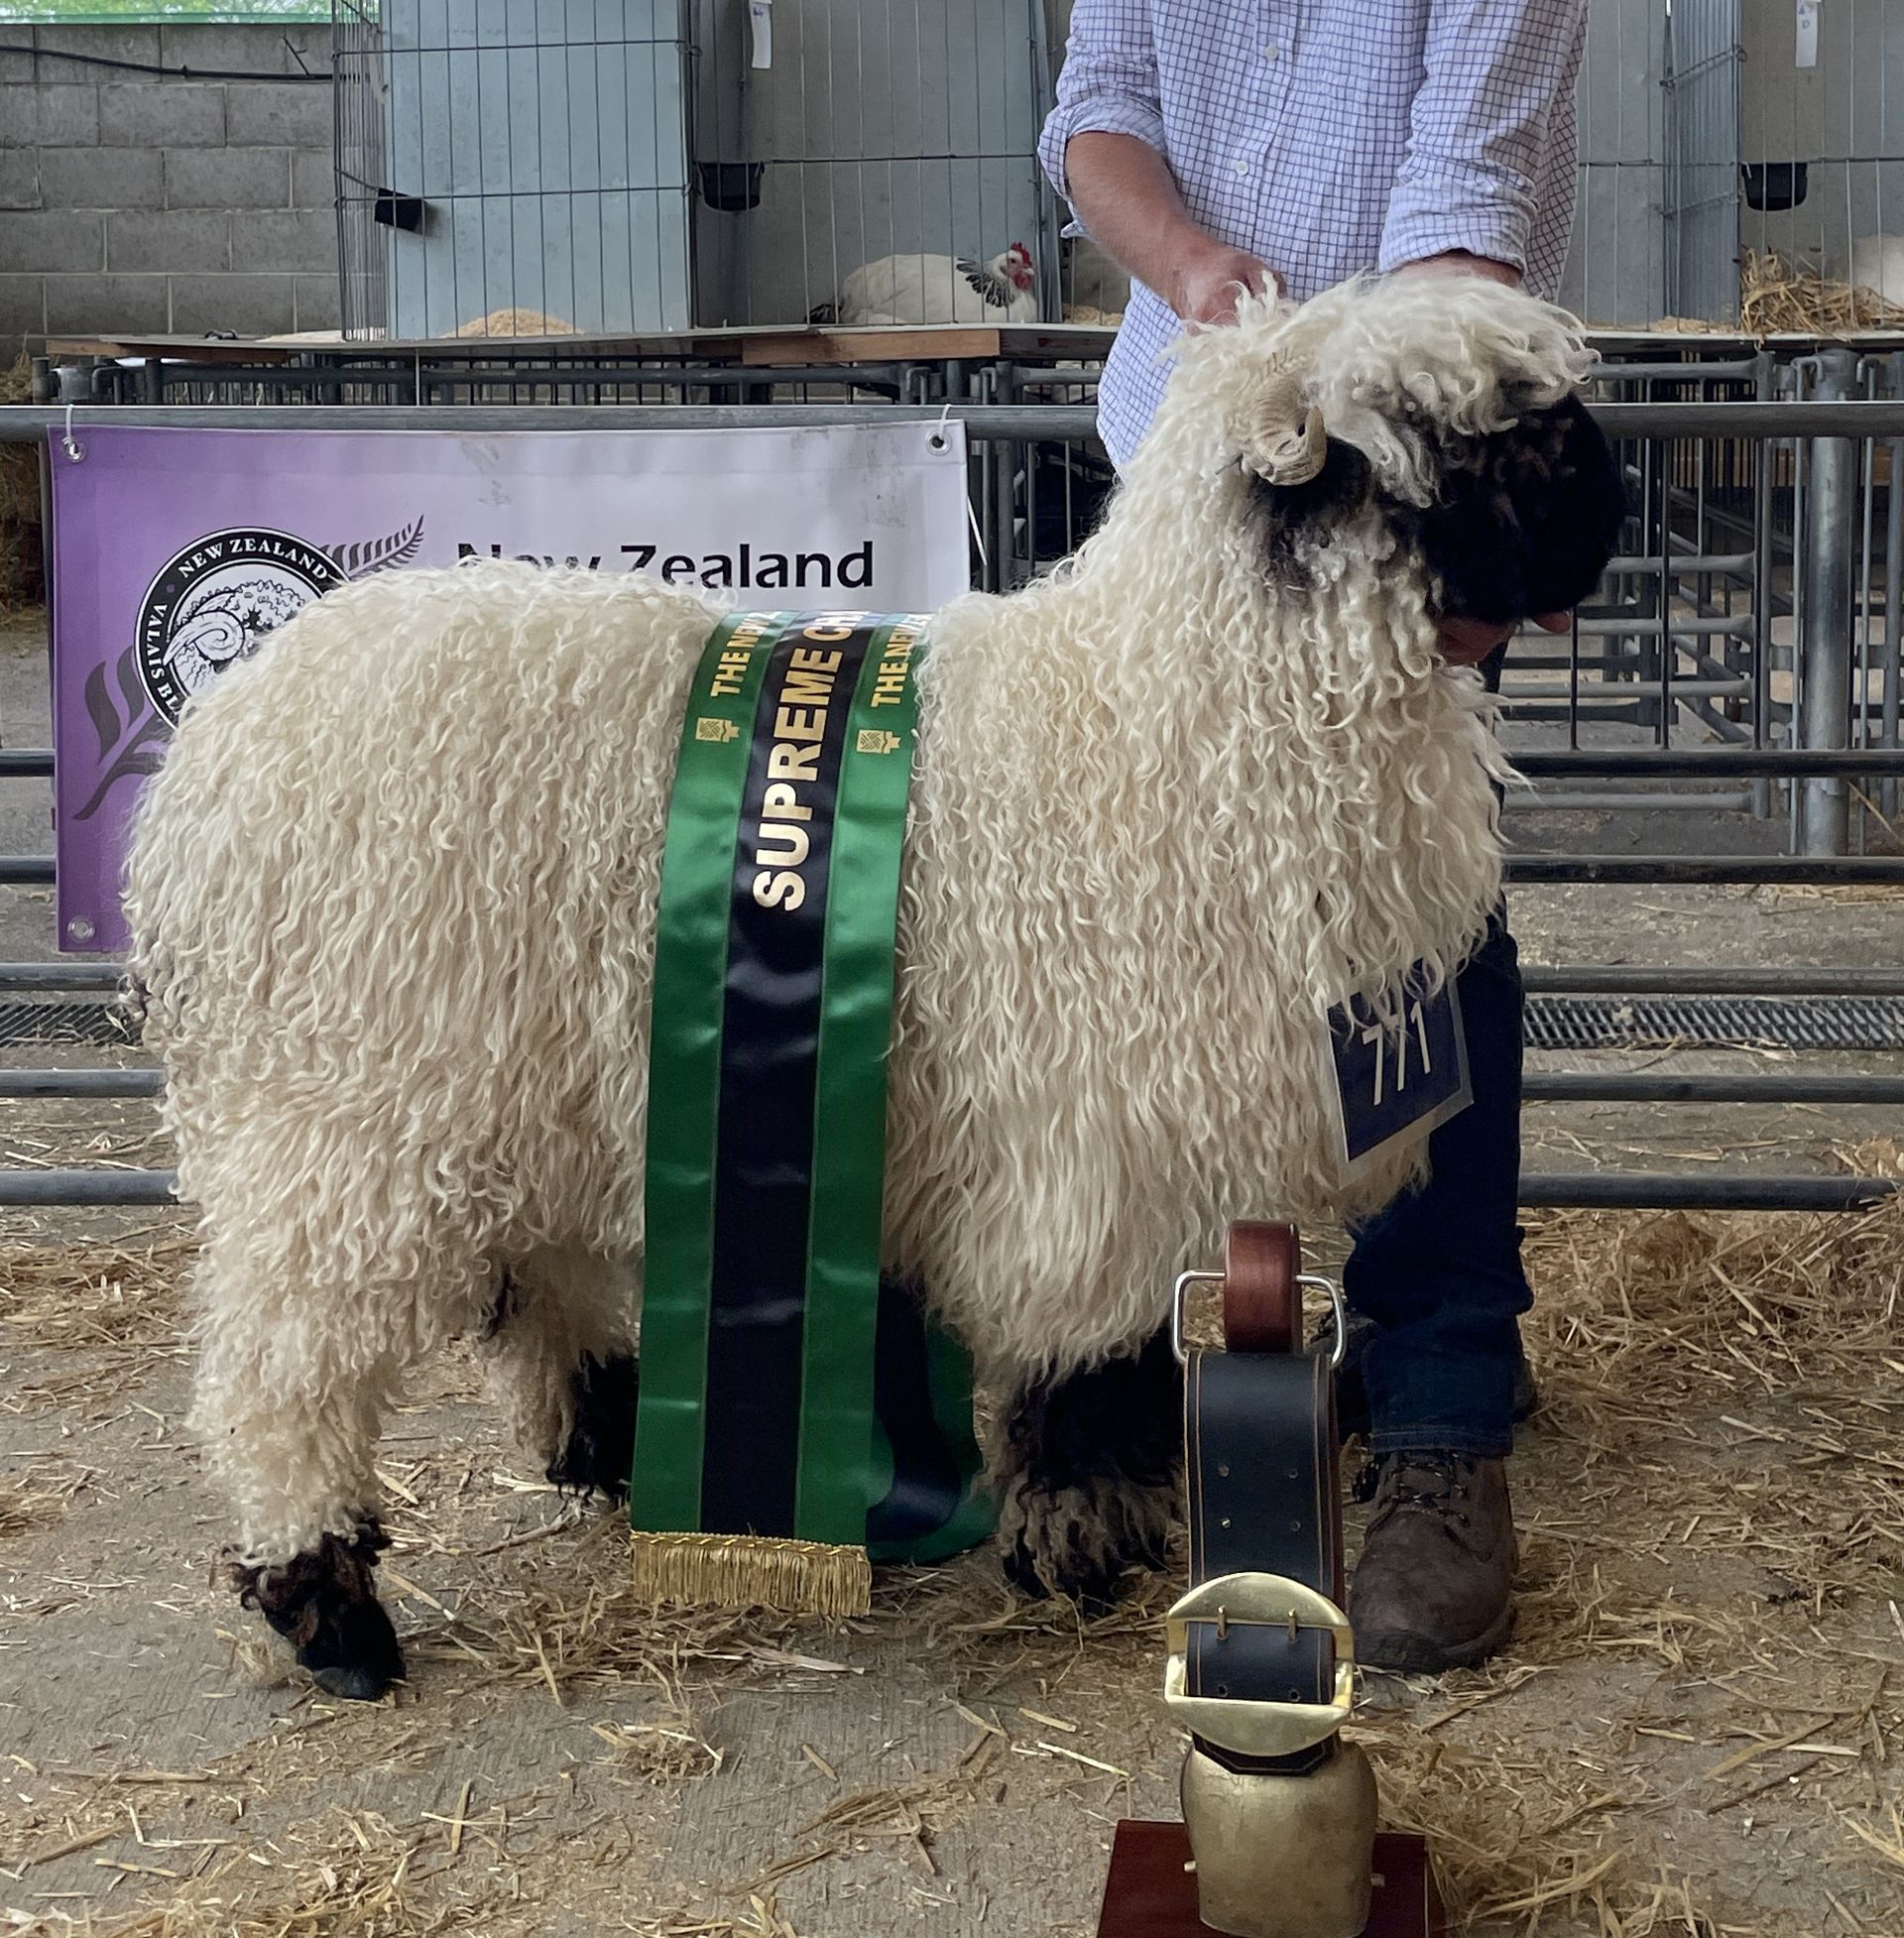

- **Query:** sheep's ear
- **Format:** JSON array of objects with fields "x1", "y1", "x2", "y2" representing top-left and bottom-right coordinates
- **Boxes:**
[
  {"x1": 1236, "y1": 371, "x2": 1328, "y2": 487},
  {"x1": 1249, "y1": 434, "x2": 1374, "y2": 583}
]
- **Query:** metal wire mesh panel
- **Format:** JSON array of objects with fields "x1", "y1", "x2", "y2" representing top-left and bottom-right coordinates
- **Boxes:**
[
  {"x1": 1561, "y1": 0, "x2": 1669, "y2": 326},
  {"x1": 1665, "y1": 0, "x2": 1741, "y2": 322},
  {"x1": 333, "y1": 0, "x2": 1054, "y2": 336},
  {"x1": 1525, "y1": 994, "x2": 1904, "y2": 1052},
  {"x1": 334, "y1": 0, "x2": 694, "y2": 340},
  {"x1": 1739, "y1": 0, "x2": 1903, "y2": 303},
  {"x1": 690, "y1": 0, "x2": 1058, "y2": 326},
  {"x1": 1568, "y1": 0, "x2": 1901, "y2": 328},
  {"x1": 333, "y1": 0, "x2": 390, "y2": 339}
]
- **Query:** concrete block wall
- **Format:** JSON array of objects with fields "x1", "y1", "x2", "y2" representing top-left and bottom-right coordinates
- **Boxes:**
[{"x1": 0, "y1": 22, "x2": 339, "y2": 362}]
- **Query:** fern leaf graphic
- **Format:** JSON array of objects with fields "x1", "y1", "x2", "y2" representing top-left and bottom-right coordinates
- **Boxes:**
[
  {"x1": 116, "y1": 641, "x2": 147, "y2": 724},
  {"x1": 326, "y1": 518, "x2": 424, "y2": 579},
  {"x1": 83, "y1": 644, "x2": 158, "y2": 767},
  {"x1": 74, "y1": 714, "x2": 171, "y2": 822},
  {"x1": 83, "y1": 661, "x2": 119, "y2": 765}
]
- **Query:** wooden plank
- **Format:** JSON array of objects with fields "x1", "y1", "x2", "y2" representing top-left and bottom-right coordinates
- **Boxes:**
[
  {"x1": 992, "y1": 324, "x2": 1122, "y2": 353},
  {"x1": 47, "y1": 337, "x2": 302, "y2": 366},
  {"x1": 744, "y1": 326, "x2": 1006, "y2": 366},
  {"x1": 48, "y1": 319, "x2": 1119, "y2": 369},
  {"x1": 45, "y1": 330, "x2": 756, "y2": 365}
]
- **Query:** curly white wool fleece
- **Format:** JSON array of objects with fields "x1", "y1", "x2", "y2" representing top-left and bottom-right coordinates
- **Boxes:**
[{"x1": 126, "y1": 277, "x2": 1589, "y2": 1560}]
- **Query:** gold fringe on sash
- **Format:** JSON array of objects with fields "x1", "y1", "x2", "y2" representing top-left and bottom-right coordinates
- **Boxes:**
[{"x1": 628, "y1": 1530, "x2": 873, "y2": 1618}]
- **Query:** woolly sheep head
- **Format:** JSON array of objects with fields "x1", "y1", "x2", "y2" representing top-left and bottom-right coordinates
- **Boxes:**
[{"x1": 1171, "y1": 276, "x2": 1627, "y2": 630}]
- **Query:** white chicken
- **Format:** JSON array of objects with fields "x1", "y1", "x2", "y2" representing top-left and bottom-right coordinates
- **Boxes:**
[
  {"x1": 1846, "y1": 234, "x2": 1904, "y2": 315},
  {"x1": 812, "y1": 242, "x2": 1038, "y2": 326}
]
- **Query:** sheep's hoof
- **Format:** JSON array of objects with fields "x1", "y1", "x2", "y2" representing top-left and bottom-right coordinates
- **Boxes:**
[
  {"x1": 310, "y1": 1659, "x2": 398, "y2": 1703},
  {"x1": 999, "y1": 1480, "x2": 1172, "y2": 1616},
  {"x1": 233, "y1": 1524, "x2": 404, "y2": 1702},
  {"x1": 546, "y1": 1350, "x2": 640, "y2": 1501},
  {"x1": 995, "y1": 1329, "x2": 1182, "y2": 1613},
  {"x1": 296, "y1": 1594, "x2": 407, "y2": 1702}
]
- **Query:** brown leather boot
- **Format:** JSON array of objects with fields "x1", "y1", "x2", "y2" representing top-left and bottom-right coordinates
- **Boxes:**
[{"x1": 1348, "y1": 1452, "x2": 1516, "y2": 1673}]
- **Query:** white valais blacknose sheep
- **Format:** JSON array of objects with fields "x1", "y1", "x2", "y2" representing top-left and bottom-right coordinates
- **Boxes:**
[{"x1": 126, "y1": 276, "x2": 1624, "y2": 1697}]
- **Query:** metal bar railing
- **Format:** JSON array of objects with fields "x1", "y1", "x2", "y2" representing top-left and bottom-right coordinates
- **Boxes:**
[
  {"x1": 0, "y1": 964, "x2": 1841, "y2": 1000},
  {"x1": 11, "y1": 399, "x2": 1904, "y2": 440},
  {"x1": 0, "y1": 962, "x2": 124, "y2": 990},
  {"x1": 1507, "y1": 790, "x2": 1755, "y2": 812},
  {"x1": 1513, "y1": 749, "x2": 1904, "y2": 777},
  {"x1": 1506, "y1": 856, "x2": 1904, "y2": 883},
  {"x1": 1523, "y1": 966, "x2": 1904, "y2": 996},
  {"x1": 0, "y1": 852, "x2": 1887, "y2": 895},
  {"x1": 0, "y1": 1168, "x2": 178, "y2": 1207},
  {"x1": 8, "y1": 1067, "x2": 1896, "y2": 1109},
  {"x1": 1519, "y1": 1174, "x2": 1895, "y2": 1211},
  {"x1": 0, "y1": 1163, "x2": 1885, "y2": 1212},
  {"x1": 1797, "y1": 349, "x2": 1859, "y2": 854},
  {"x1": 10, "y1": 749, "x2": 1899, "y2": 788},
  {"x1": 15, "y1": 961, "x2": 1904, "y2": 999},
  {"x1": 4, "y1": 389, "x2": 1902, "y2": 1218},
  {"x1": 0, "y1": 1070, "x2": 161, "y2": 1098},
  {"x1": 1523, "y1": 1073, "x2": 1904, "y2": 1106},
  {"x1": 2, "y1": 748, "x2": 1898, "y2": 799}
]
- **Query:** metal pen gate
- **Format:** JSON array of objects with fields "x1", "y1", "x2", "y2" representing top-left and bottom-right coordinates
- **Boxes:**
[
  {"x1": 333, "y1": 0, "x2": 1061, "y2": 336},
  {"x1": 3, "y1": 392, "x2": 1904, "y2": 1212}
]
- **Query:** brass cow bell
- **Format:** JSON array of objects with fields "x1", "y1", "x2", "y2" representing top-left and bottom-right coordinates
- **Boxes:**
[{"x1": 1180, "y1": 1737, "x2": 1378, "y2": 1938}]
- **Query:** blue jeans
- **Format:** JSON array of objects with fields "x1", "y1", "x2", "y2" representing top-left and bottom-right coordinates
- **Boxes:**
[
  {"x1": 1341, "y1": 645, "x2": 1530, "y2": 1457},
  {"x1": 1341, "y1": 912, "x2": 1530, "y2": 1456}
]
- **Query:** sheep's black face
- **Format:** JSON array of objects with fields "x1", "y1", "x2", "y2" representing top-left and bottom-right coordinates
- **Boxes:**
[
  {"x1": 1248, "y1": 389, "x2": 1627, "y2": 630},
  {"x1": 1395, "y1": 394, "x2": 1628, "y2": 626}
]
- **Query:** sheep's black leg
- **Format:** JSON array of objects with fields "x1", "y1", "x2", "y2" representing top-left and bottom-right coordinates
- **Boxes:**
[
  {"x1": 233, "y1": 1520, "x2": 405, "y2": 1702},
  {"x1": 998, "y1": 1326, "x2": 1182, "y2": 1613},
  {"x1": 545, "y1": 1350, "x2": 641, "y2": 1501}
]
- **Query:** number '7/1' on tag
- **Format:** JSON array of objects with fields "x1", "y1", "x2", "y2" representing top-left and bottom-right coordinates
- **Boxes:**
[{"x1": 1320, "y1": 979, "x2": 1473, "y2": 1179}]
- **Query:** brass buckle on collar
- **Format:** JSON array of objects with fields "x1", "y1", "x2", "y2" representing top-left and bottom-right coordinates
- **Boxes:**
[{"x1": 1163, "y1": 1572, "x2": 1356, "y2": 1758}]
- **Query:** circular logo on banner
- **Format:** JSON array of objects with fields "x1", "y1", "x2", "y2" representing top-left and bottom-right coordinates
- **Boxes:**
[{"x1": 135, "y1": 529, "x2": 346, "y2": 726}]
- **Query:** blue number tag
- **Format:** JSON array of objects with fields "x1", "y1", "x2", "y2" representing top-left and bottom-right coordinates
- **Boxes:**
[{"x1": 1322, "y1": 979, "x2": 1473, "y2": 1177}]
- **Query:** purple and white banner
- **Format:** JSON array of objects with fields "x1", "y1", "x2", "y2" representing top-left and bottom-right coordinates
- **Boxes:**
[{"x1": 49, "y1": 421, "x2": 970, "y2": 952}]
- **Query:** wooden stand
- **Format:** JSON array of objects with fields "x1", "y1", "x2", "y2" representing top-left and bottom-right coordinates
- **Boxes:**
[{"x1": 1096, "y1": 1822, "x2": 1445, "y2": 1938}]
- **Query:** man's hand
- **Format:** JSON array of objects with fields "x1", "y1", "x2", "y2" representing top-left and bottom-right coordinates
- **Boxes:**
[
  {"x1": 1062, "y1": 135, "x2": 1279, "y2": 330},
  {"x1": 1439, "y1": 610, "x2": 1569, "y2": 667},
  {"x1": 1391, "y1": 249, "x2": 1523, "y2": 289},
  {"x1": 1166, "y1": 238, "x2": 1280, "y2": 327}
]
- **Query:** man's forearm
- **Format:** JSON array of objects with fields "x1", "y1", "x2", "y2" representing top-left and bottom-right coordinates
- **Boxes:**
[
  {"x1": 1063, "y1": 134, "x2": 1207, "y2": 294},
  {"x1": 1064, "y1": 132, "x2": 1272, "y2": 325}
]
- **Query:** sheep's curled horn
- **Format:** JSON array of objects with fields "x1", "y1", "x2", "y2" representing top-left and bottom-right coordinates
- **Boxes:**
[{"x1": 1237, "y1": 365, "x2": 1327, "y2": 487}]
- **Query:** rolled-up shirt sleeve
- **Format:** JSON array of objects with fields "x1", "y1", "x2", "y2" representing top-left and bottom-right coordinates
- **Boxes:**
[
  {"x1": 1378, "y1": 0, "x2": 1588, "y2": 277},
  {"x1": 1037, "y1": 0, "x2": 1165, "y2": 208}
]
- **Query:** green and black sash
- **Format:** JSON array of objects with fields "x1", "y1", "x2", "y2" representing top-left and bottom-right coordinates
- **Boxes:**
[{"x1": 631, "y1": 611, "x2": 993, "y2": 1614}]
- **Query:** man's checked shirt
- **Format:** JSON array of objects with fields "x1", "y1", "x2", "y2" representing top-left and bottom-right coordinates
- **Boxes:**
[{"x1": 1039, "y1": 0, "x2": 1589, "y2": 469}]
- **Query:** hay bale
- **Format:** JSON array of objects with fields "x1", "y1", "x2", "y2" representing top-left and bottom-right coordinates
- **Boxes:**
[
  {"x1": 451, "y1": 307, "x2": 578, "y2": 339},
  {"x1": 1740, "y1": 248, "x2": 1904, "y2": 337}
]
